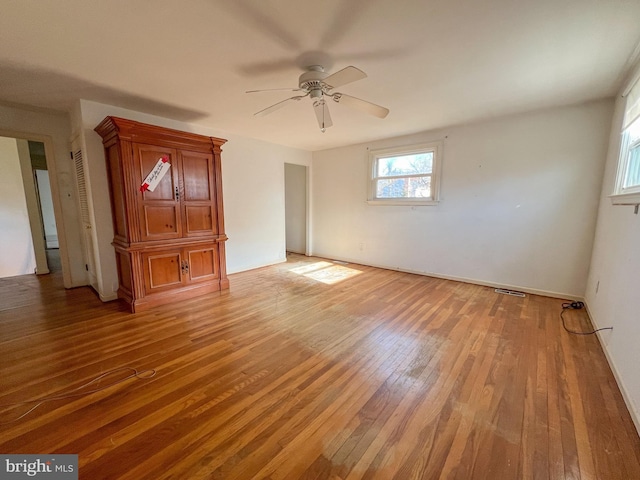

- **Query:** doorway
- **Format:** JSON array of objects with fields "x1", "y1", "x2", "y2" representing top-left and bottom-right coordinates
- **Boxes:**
[
  {"x1": 31, "y1": 142, "x2": 61, "y2": 275},
  {"x1": 0, "y1": 137, "x2": 59, "y2": 277},
  {"x1": 284, "y1": 163, "x2": 308, "y2": 255}
]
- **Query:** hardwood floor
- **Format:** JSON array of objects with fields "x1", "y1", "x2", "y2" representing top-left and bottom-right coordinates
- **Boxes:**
[{"x1": 1, "y1": 254, "x2": 639, "y2": 479}]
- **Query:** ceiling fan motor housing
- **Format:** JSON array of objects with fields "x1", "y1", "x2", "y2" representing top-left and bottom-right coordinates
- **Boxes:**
[{"x1": 299, "y1": 65, "x2": 329, "y2": 96}]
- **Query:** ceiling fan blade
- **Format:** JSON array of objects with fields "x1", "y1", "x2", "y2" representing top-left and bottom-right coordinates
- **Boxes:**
[
  {"x1": 246, "y1": 87, "x2": 302, "y2": 94},
  {"x1": 214, "y1": 1, "x2": 300, "y2": 51},
  {"x1": 237, "y1": 58, "x2": 298, "y2": 76},
  {"x1": 313, "y1": 99, "x2": 333, "y2": 130},
  {"x1": 254, "y1": 95, "x2": 307, "y2": 117},
  {"x1": 320, "y1": 0, "x2": 374, "y2": 49},
  {"x1": 332, "y1": 93, "x2": 389, "y2": 118},
  {"x1": 323, "y1": 66, "x2": 367, "y2": 89}
]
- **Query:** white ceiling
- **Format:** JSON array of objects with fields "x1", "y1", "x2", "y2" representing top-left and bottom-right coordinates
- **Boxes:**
[{"x1": 1, "y1": 0, "x2": 639, "y2": 151}]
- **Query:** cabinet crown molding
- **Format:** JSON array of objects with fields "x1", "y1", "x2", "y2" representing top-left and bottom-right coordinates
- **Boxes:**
[{"x1": 95, "y1": 116, "x2": 227, "y2": 153}]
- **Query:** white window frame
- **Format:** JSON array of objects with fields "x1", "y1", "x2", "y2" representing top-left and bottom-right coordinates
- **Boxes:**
[
  {"x1": 611, "y1": 76, "x2": 640, "y2": 206},
  {"x1": 367, "y1": 141, "x2": 443, "y2": 206}
]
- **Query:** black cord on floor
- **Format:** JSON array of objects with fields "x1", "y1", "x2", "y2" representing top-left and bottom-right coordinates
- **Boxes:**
[{"x1": 561, "y1": 301, "x2": 613, "y2": 336}]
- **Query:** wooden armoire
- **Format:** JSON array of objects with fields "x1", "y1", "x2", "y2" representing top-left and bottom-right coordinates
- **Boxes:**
[{"x1": 95, "y1": 117, "x2": 228, "y2": 312}]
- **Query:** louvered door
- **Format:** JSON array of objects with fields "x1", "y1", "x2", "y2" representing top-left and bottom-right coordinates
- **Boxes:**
[{"x1": 73, "y1": 146, "x2": 97, "y2": 290}]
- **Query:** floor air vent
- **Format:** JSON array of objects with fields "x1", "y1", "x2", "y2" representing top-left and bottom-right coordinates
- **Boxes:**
[{"x1": 495, "y1": 288, "x2": 526, "y2": 297}]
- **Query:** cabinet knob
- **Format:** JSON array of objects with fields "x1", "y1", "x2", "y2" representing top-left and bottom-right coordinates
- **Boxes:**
[{"x1": 175, "y1": 186, "x2": 180, "y2": 201}]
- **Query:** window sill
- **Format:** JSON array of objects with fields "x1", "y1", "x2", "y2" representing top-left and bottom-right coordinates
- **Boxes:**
[
  {"x1": 609, "y1": 191, "x2": 640, "y2": 205},
  {"x1": 367, "y1": 199, "x2": 439, "y2": 206}
]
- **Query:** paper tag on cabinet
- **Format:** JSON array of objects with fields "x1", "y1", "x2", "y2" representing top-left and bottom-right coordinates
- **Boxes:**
[{"x1": 140, "y1": 156, "x2": 171, "y2": 192}]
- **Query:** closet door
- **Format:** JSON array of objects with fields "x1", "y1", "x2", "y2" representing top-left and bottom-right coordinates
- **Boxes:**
[
  {"x1": 180, "y1": 150, "x2": 217, "y2": 236},
  {"x1": 134, "y1": 144, "x2": 182, "y2": 241}
]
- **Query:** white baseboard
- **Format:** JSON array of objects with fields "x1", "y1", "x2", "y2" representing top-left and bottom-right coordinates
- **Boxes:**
[
  {"x1": 585, "y1": 303, "x2": 640, "y2": 437},
  {"x1": 99, "y1": 292, "x2": 118, "y2": 302},
  {"x1": 312, "y1": 253, "x2": 584, "y2": 301},
  {"x1": 227, "y1": 256, "x2": 287, "y2": 275}
]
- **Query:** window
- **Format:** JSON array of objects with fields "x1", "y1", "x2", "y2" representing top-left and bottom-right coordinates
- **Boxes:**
[
  {"x1": 612, "y1": 76, "x2": 640, "y2": 205},
  {"x1": 368, "y1": 141, "x2": 442, "y2": 205}
]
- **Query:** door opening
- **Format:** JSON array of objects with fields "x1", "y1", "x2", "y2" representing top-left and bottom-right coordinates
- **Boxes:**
[
  {"x1": 28, "y1": 143, "x2": 64, "y2": 274},
  {"x1": 0, "y1": 136, "x2": 58, "y2": 277},
  {"x1": 284, "y1": 163, "x2": 307, "y2": 255}
]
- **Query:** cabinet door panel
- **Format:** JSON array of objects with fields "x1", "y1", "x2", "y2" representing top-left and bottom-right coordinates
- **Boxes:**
[
  {"x1": 143, "y1": 251, "x2": 183, "y2": 293},
  {"x1": 182, "y1": 152, "x2": 212, "y2": 201},
  {"x1": 143, "y1": 206, "x2": 180, "y2": 237},
  {"x1": 135, "y1": 144, "x2": 182, "y2": 240},
  {"x1": 187, "y1": 245, "x2": 218, "y2": 283},
  {"x1": 181, "y1": 151, "x2": 217, "y2": 236},
  {"x1": 185, "y1": 206, "x2": 213, "y2": 232}
]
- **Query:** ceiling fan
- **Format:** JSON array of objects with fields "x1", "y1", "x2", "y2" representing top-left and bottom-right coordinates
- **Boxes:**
[{"x1": 246, "y1": 65, "x2": 389, "y2": 132}]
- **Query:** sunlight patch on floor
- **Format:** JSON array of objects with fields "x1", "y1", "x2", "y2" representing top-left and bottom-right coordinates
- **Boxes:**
[{"x1": 289, "y1": 261, "x2": 362, "y2": 285}]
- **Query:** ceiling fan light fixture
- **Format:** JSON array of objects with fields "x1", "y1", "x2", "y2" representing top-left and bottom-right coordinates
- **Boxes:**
[{"x1": 310, "y1": 88, "x2": 324, "y2": 99}]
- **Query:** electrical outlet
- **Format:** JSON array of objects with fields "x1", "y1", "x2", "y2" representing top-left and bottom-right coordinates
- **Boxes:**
[{"x1": 359, "y1": 242, "x2": 365, "y2": 251}]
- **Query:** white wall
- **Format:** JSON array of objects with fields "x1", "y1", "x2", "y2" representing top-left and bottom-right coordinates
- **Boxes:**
[
  {"x1": 223, "y1": 138, "x2": 311, "y2": 272},
  {"x1": 586, "y1": 67, "x2": 640, "y2": 432},
  {"x1": 312, "y1": 100, "x2": 613, "y2": 299},
  {"x1": 73, "y1": 100, "x2": 312, "y2": 300},
  {"x1": 0, "y1": 137, "x2": 37, "y2": 277},
  {"x1": 0, "y1": 103, "x2": 85, "y2": 288}
]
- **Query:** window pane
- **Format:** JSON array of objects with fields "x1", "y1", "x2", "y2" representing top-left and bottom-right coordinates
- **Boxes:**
[
  {"x1": 377, "y1": 152, "x2": 433, "y2": 177},
  {"x1": 376, "y1": 176, "x2": 431, "y2": 199},
  {"x1": 628, "y1": 117, "x2": 640, "y2": 144},
  {"x1": 624, "y1": 143, "x2": 640, "y2": 188}
]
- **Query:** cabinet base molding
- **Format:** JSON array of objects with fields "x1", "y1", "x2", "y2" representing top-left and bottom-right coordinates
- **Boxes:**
[{"x1": 121, "y1": 281, "x2": 225, "y2": 313}]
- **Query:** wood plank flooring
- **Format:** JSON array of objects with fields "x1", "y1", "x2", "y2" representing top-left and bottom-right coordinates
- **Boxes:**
[{"x1": 1, "y1": 254, "x2": 639, "y2": 479}]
